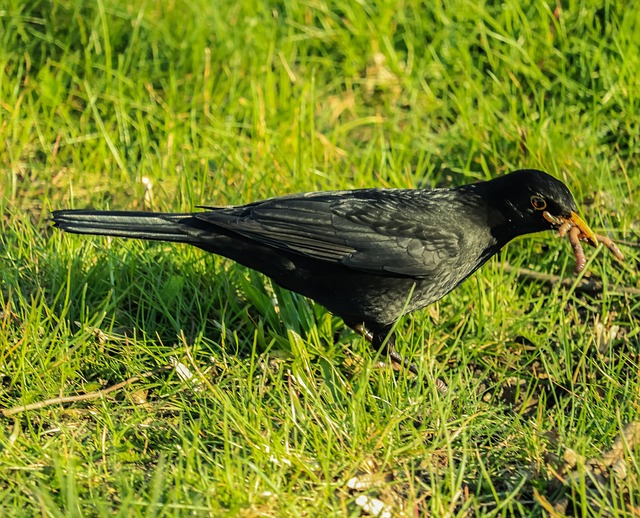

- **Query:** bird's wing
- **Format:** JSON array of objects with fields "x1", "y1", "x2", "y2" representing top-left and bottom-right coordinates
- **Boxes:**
[{"x1": 195, "y1": 190, "x2": 466, "y2": 277}]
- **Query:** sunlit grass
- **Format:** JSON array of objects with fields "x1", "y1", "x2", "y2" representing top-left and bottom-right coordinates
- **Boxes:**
[{"x1": 1, "y1": 0, "x2": 639, "y2": 515}]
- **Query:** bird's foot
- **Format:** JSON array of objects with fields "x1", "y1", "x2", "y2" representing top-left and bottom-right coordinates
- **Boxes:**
[
  {"x1": 387, "y1": 350, "x2": 449, "y2": 394},
  {"x1": 351, "y1": 323, "x2": 449, "y2": 394}
]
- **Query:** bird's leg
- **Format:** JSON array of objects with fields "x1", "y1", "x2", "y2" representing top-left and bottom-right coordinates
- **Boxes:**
[
  {"x1": 351, "y1": 323, "x2": 375, "y2": 344},
  {"x1": 350, "y1": 323, "x2": 448, "y2": 393},
  {"x1": 371, "y1": 330, "x2": 421, "y2": 377},
  {"x1": 350, "y1": 323, "x2": 388, "y2": 368},
  {"x1": 353, "y1": 323, "x2": 404, "y2": 369}
]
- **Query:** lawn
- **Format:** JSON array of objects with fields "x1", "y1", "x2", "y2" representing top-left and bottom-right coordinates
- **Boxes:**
[{"x1": 1, "y1": 0, "x2": 639, "y2": 516}]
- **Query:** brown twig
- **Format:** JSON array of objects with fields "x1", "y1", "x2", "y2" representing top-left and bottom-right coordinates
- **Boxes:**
[
  {"x1": 2, "y1": 365, "x2": 173, "y2": 417},
  {"x1": 503, "y1": 265, "x2": 640, "y2": 296}
]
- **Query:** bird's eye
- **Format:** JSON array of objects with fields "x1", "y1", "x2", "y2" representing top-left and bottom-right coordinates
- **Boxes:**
[{"x1": 530, "y1": 195, "x2": 547, "y2": 210}]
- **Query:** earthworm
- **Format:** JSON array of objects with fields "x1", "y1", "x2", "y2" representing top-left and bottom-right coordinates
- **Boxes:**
[
  {"x1": 557, "y1": 221, "x2": 572, "y2": 238},
  {"x1": 569, "y1": 225, "x2": 587, "y2": 273},
  {"x1": 594, "y1": 233, "x2": 625, "y2": 261}
]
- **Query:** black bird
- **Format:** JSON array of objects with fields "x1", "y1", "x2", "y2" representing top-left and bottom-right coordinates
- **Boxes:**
[{"x1": 52, "y1": 169, "x2": 597, "y2": 373}]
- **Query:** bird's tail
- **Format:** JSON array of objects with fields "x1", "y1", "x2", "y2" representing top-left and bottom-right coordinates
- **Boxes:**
[{"x1": 51, "y1": 210, "x2": 203, "y2": 245}]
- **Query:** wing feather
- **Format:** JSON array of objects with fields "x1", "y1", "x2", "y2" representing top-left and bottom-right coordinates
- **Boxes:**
[{"x1": 196, "y1": 189, "x2": 469, "y2": 277}]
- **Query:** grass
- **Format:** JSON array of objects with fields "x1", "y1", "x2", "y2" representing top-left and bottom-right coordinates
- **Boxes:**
[{"x1": 1, "y1": 0, "x2": 639, "y2": 515}]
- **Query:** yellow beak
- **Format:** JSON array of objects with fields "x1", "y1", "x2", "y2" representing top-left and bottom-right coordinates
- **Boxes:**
[{"x1": 568, "y1": 211, "x2": 598, "y2": 247}]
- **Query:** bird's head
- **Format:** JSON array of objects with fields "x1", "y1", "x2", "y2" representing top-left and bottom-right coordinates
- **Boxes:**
[{"x1": 486, "y1": 169, "x2": 597, "y2": 245}]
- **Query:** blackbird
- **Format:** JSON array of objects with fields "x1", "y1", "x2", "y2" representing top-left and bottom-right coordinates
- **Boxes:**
[{"x1": 52, "y1": 169, "x2": 607, "y2": 372}]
